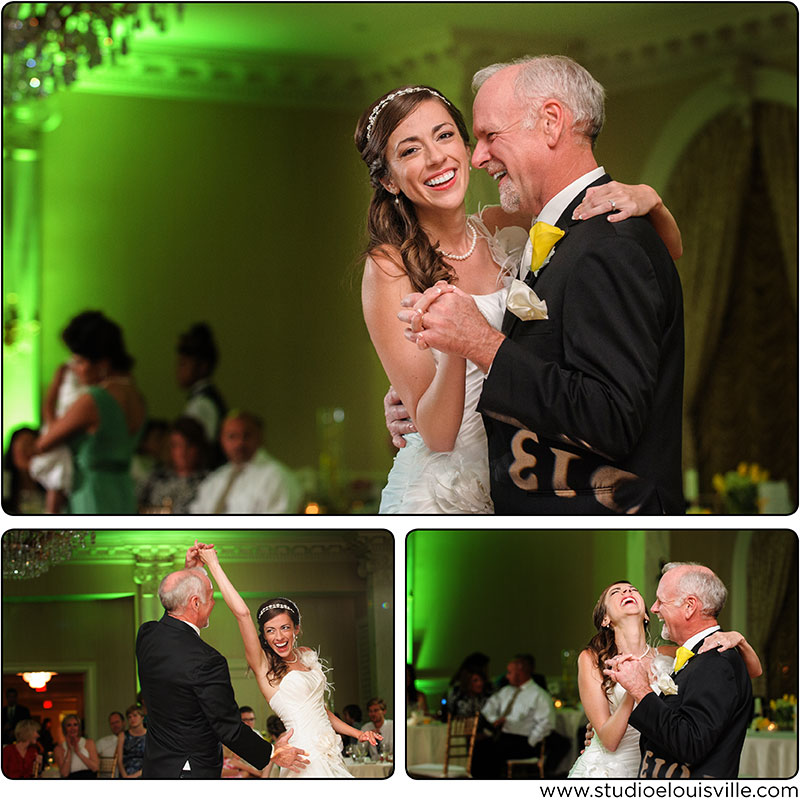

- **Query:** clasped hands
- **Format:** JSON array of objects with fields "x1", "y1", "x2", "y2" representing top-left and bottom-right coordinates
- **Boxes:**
[
  {"x1": 185, "y1": 540, "x2": 216, "y2": 569},
  {"x1": 602, "y1": 653, "x2": 652, "y2": 701}
]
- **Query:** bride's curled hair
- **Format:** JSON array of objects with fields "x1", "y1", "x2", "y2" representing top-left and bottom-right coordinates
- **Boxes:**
[
  {"x1": 257, "y1": 597, "x2": 302, "y2": 685},
  {"x1": 585, "y1": 580, "x2": 650, "y2": 695},
  {"x1": 354, "y1": 86, "x2": 472, "y2": 293}
]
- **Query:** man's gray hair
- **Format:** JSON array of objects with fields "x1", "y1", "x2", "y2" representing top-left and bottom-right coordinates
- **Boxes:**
[
  {"x1": 472, "y1": 55, "x2": 606, "y2": 144},
  {"x1": 158, "y1": 567, "x2": 210, "y2": 613},
  {"x1": 662, "y1": 562, "x2": 728, "y2": 617}
]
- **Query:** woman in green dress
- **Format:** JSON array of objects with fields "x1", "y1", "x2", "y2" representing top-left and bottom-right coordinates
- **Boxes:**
[{"x1": 35, "y1": 311, "x2": 147, "y2": 513}]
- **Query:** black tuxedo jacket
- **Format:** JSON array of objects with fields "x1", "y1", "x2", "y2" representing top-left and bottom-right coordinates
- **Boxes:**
[
  {"x1": 478, "y1": 175, "x2": 684, "y2": 514},
  {"x1": 630, "y1": 634, "x2": 753, "y2": 778},
  {"x1": 136, "y1": 613, "x2": 271, "y2": 778}
]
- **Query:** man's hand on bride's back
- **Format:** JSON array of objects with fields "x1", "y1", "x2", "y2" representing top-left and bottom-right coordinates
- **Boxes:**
[
  {"x1": 384, "y1": 386, "x2": 417, "y2": 448},
  {"x1": 268, "y1": 728, "x2": 310, "y2": 773}
]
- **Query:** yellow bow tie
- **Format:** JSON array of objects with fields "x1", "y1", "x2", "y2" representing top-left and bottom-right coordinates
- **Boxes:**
[
  {"x1": 529, "y1": 221, "x2": 565, "y2": 273},
  {"x1": 673, "y1": 646, "x2": 695, "y2": 673}
]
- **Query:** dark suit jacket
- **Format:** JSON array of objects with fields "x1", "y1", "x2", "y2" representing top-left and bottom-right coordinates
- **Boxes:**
[
  {"x1": 630, "y1": 634, "x2": 753, "y2": 778},
  {"x1": 136, "y1": 613, "x2": 271, "y2": 778},
  {"x1": 478, "y1": 174, "x2": 684, "y2": 514}
]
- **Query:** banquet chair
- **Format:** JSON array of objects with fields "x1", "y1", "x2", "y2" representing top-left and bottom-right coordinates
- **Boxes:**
[
  {"x1": 407, "y1": 713, "x2": 479, "y2": 778},
  {"x1": 506, "y1": 739, "x2": 546, "y2": 779},
  {"x1": 98, "y1": 756, "x2": 118, "y2": 779}
]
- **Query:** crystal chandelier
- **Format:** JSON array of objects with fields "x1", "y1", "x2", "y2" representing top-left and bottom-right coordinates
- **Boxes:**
[
  {"x1": 2, "y1": 3, "x2": 182, "y2": 105},
  {"x1": 2, "y1": 531, "x2": 95, "y2": 579}
]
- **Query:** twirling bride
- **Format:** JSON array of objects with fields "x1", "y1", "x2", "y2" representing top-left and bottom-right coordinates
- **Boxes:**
[{"x1": 196, "y1": 543, "x2": 381, "y2": 778}]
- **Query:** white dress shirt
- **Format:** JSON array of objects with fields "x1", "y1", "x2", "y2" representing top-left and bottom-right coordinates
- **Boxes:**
[
  {"x1": 189, "y1": 449, "x2": 302, "y2": 514},
  {"x1": 481, "y1": 679, "x2": 555, "y2": 748},
  {"x1": 519, "y1": 166, "x2": 607, "y2": 279},
  {"x1": 361, "y1": 719, "x2": 393, "y2": 760}
]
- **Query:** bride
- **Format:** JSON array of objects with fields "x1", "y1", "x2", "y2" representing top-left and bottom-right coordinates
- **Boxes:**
[
  {"x1": 568, "y1": 581, "x2": 761, "y2": 778},
  {"x1": 355, "y1": 85, "x2": 683, "y2": 513},
  {"x1": 196, "y1": 544, "x2": 381, "y2": 778}
]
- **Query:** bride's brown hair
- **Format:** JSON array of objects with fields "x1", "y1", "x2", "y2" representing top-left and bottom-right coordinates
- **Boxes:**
[
  {"x1": 257, "y1": 597, "x2": 301, "y2": 686},
  {"x1": 585, "y1": 580, "x2": 650, "y2": 695},
  {"x1": 354, "y1": 86, "x2": 471, "y2": 293}
]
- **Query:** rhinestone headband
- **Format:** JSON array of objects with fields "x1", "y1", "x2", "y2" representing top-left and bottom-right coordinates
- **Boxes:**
[
  {"x1": 258, "y1": 602, "x2": 298, "y2": 621},
  {"x1": 365, "y1": 87, "x2": 449, "y2": 142}
]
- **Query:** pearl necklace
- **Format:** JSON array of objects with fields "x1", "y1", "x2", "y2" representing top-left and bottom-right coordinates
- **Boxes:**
[
  {"x1": 283, "y1": 649, "x2": 299, "y2": 664},
  {"x1": 437, "y1": 220, "x2": 478, "y2": 261},
  {"x1": 634, "y1": 645, "x2": 651, "y2": 659}
]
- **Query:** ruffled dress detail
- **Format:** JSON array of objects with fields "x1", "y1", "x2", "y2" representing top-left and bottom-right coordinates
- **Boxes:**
[{"x1": 268, "y1": 649, "x2": 352, "y2": 778}]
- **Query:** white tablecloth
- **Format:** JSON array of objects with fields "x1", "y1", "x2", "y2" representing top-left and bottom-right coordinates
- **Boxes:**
[
  {"x1": 406, "y1": 722, "x2": 448, "y2": 766},
  {"x1": 739, "y1": 731, "x2": 797, "y2": 778},
  {"x1": 344, "y1": 757, "x2": 393, "y2": 778}
]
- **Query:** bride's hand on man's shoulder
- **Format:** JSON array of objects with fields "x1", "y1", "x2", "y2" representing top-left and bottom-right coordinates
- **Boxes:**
[{"x1": 698, "y1": 630, "x2": 743, "y2": 654}]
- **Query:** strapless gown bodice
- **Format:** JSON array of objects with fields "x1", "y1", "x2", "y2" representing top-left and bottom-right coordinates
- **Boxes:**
[
  {"x1": 568, "y1": 654, "x2": 674, "y2": 779},
  {"x1": 268, "y1": 650, "x2": 352, "y2": 778},
  {"x1": 379, "y1": 215, "x2": 528, "y2": 514}
]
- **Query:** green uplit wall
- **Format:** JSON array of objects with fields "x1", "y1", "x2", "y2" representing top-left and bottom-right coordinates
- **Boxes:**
[
  {"x1": 31, "y1": 89, "x2": 390, "y2": 477},
  {"x1": 406, "y1": 530, "x2": 746, "y2": 700}
]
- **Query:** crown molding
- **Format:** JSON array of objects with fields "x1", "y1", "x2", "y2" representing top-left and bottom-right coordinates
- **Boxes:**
[{"x1": 67, "y1": 5, "x2": 795, "y2": 109}]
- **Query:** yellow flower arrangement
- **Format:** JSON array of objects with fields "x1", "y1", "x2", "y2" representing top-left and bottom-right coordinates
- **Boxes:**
[{"x1": 712, "y1": 462, "x2": 770, "y2": 514}]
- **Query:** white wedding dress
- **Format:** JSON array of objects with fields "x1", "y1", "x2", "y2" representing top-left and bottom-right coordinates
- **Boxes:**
[
  {"x1": 268, "y1": 649, "x2": 352, "y2": 778},
  {"x1": 568, "y1": 653, "x2": 674, "y2": 779},
  {"x1": 379, "y1": 216, "x2": 528, "y2": 514}
]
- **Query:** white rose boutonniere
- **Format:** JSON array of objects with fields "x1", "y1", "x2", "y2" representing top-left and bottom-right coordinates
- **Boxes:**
[
  {"x1": 656, "y1": 673, "x2": 678, "y2": 696},
  {"x1": 506, "y1": 278, "x2": 548, "y2": 321}
]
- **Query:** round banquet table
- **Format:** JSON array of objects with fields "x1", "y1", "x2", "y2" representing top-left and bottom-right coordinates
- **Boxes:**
[
  {"x1": 406, "y1": 721, "x2": 448, "y2": 767},
  {"x1": 738, "y1": 731, "x2": 797, "y2": 778},
  {"x1": 343, "y1": 757, "x2": 393, "y2": 777}
]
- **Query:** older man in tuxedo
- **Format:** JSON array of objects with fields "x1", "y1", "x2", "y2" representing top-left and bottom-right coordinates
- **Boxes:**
[
  {"x1": 398, "y1": 55, "x2": 684, "y2": 514},
  {"x1": 606, "y1": 563, "x2": 753, "y2": 778},
  {"x1": 136, "y1": 544, "x2": 308, "y2": 778}
]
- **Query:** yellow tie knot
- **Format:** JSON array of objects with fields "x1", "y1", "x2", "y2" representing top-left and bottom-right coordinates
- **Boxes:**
[
  {"x1": 529, "y1": 221, "x2": 566, "y2": 272},
  {"x1": 673, "y1": 646, "x2": 695, "y2": 673}
]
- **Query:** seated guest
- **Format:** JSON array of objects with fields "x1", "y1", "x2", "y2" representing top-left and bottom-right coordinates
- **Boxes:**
[
  {"x1": 95, "y1": 710, "x2": 125, "y2": 759},
  {"x1": 447, "y1": 666, "x2": 494, "y2": 720},
  {"x1": 2, "y1": 427, "x2": 46, "y2": 514},
  {"x1": 340, "y1": 705, "x2": 362, "y2": 754},
  {"x1": 138, "y1": 417, "x2": 209, "y2": 513},
  {"x1": 55, "y1": 714, "x2": 99, "y2": 778},
  {"x1": 190, "y1": 411, "x2": 302, "y2": 514},
  {"x1": 361, "y1": 697, "x2": 392, "y2": 760},
  {"x1": 33, "y1": 311, "x2": 146, "y2": 514},
  {"x1": 223, "y1": 707, "x2": 269, "y2": 778},
  {"x1": 471, "y1": 654, "x2": 554, "y2": 779},
  {"x1": 176, "y1": 322, "x2": 227, "y2": 467},
  {"x1": 406, "y1": 664, "x2": 428, "y2": 715},
  {"x1": 2, "y1": 719, "x2": 42, "y2": 778},
  {"x1": 265, "y1": 714, "x2": 286, "y2": 743},
  {"x1": 130, "y1": 418, "x2": 170, "y2": 496},
  {"x1": 38, "y1": 718, "x2": 55, "y2": 760},
  {"x1": 115, "y1": 705, "x2": 146, "y2": 779}
]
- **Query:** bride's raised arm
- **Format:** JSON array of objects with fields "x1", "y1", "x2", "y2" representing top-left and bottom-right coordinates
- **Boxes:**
[
  {"x1": 196, "y1": 544, "x2": 265, "y2": 675},
  {"x1": 577, "y1": 648, "x2": 634, "y2": 753}
]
